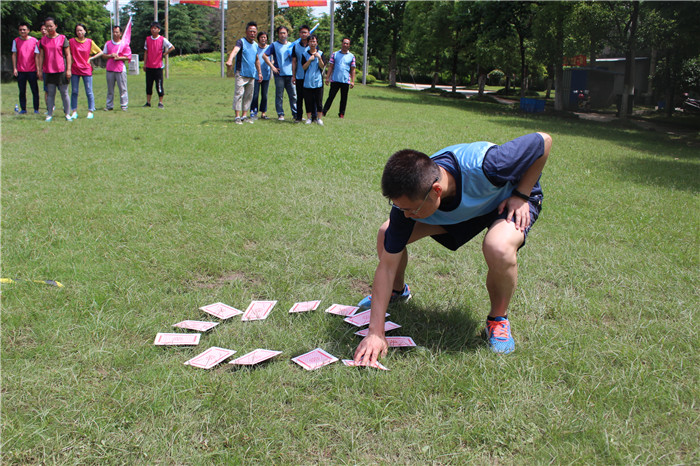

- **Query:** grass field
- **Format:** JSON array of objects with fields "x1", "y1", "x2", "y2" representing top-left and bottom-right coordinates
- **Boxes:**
[{"x1": 2, "y1": 57, "x2": 698, "y2": 464}]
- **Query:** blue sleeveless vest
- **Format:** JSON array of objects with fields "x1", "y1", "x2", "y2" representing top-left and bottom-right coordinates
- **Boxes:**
[
  {"x1": 240, "y1": 38, "x2": 258, "y2": 78},
  {"x1": 419, "y1": 142, "x2": 515, "y2": 225}
]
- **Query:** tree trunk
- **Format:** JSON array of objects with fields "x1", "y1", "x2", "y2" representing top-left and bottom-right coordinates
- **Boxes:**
[
  {"x1": 388, "y1": 49, "x2": 397, "y2": 87},
  {"x1": 554, "y1": 62, "x2": 565, "y2": 111},
  {"x1": 619, "y1": 1, "x2": 639, "y2": 120},
  {"x1": 431, "y1": 53, "x2": 440, "y2": 89},
  {"x1": 478, "y1": 74, "x2": 486, "y2": 96},
  {"x1": 519, "y1": 33, "x2": 526, "y2": 98},
  {"x1": 505, "y1": 75, "x2": 511, "y2": 96},
  {"x1": 451, "y1": 44, "x2": 459, "y2": 93}
]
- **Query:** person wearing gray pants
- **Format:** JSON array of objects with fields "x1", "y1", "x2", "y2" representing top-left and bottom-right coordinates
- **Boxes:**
[
  {"x1": 105, "y1": 69, "x2": 128, "y2": 111},
  {"x1": 102, "y1": 25, "x2": 131, "y2": 111}
]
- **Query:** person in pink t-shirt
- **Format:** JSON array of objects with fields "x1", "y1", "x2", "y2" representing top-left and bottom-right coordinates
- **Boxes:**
[
  {"x1": 69, "y1": 23, "x2": 103, "y2": 120},
  {"x1": 102, "y1": 25, "x2": 132, "y2": 111},
  {"x1": 143, "y1": 22, "x2": 174, "y2": 109},
  {"x1": 11, "y1": 23, "x2": 40, "y2": 114},
  {"x1": 38, "y1": 17, "x2": 72, "y2": 122}
]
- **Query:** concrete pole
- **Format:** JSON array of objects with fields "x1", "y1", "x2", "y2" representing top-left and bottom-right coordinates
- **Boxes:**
[
  {"x1": 362, "y1": 0, "x2": 368, "y2": 85},
  {"x1": 221, "y1": 0, "x2": 226, "y2": 78},
  {"x1": 329, "y1": 0, "x2": 335, "y2": 54}
]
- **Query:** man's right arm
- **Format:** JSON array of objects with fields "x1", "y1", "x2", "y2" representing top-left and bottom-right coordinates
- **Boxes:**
[{"x1": 353, "y1": 248, "x2": 403, "y2": 366}]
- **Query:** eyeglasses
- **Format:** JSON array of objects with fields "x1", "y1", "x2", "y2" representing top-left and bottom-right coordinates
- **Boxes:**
[{"x1": 390, "y1": 177, "x2": 438, "y2": 215}]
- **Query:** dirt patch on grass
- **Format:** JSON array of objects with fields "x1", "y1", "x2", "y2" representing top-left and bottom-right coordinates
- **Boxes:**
[
  {"x1": 349, "y1": 278, "x2": 371, "y2": 296},
  {"x1": 187, "y1": 271, "x2": 260, "y2": 289}
]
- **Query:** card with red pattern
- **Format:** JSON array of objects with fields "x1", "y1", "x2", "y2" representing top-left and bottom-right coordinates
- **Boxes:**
[
  {"x1": 291, "y1": 348, "x2": 339, "y2": 371},
  {"x1": 229, "y1": 349, "x2": 283, "y2": 365},
  {"x1": 324, "y1": 304, "x2": 359, "y2": 316},
  {"x1": 154, "y1": 333, "x2": 201, "y2": 346},
  {"x1": 385, "y1": 336, "x2": 416, "y2": 347},
  {"x1": 173, "y1": 320, "x2": 219, "y2": 332},
  {"x1": 199, "y1": 302, "x2": 243, "y2": 320},
  {"x1": 184, "y1": 347, "x2": 236, "y2": 369},
  {"x1": 289, "y1": 300, "x2": 321, "y2": 313},
  {"x1": 354, "y1": 321, "x2": 401, "y2": 337},
  {"x1": 241, "y1": 300, "x2": 277, "y2": 321},
  {"x1": 343, "y1": 309, "x2": 389, "y2": 327}
]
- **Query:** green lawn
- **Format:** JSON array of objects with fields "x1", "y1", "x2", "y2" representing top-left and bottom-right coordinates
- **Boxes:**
[{"x1": 2, "y1": 58, "x2": 698, "y2": 464}]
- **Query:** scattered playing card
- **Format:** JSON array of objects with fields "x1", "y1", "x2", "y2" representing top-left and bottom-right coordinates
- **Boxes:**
[
  {"x1": 354, "y1": 321, "x2": 401, "y2": 337},
  {"x1": 291, "y1": 348, "x2": 339, "y2": 371},
  {"x1": 229, "y1": 349, "x2": 283, "y2": 366},
  {"x1": 289, "y1": 300, "x2": 321, "y2": 313},
  {"x1": 154, "y1": 333, "x2": 201, "y2": 346},
  {"x1": 241, "y1": 300, "x2": 277, "y2": 321},
  {"x1": 324, "y1": 304, "x2": 359, "y2": 316},
  {"x1": 343, "y1": 310, "x2": 389, "y2": 327},
  {"x1": 386, "y1": 336, "x2": 416, "y2": 347},
  {"x1": 173, "y1": 320, "x2": 219, "y2": 332},
  {"x1": 342, "y1": 359, "x2": 389, "y2": 371},
  {"x1": 184, "y1": 347, "x2": 236, "y2": 369},
  {"x1": 199, "y1": 302, "x2": 243, "y2": 320}
]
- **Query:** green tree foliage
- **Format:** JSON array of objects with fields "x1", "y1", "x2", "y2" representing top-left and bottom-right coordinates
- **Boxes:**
[
  {"x1": 120, "y1": 2, "x2": 222, "y2": 56},
  {"x1": 274, "y1": 5, "x2": 313, "y2": 36},
  {"x1": 1, "y1": 0, "x2": 111, "y2": 51},
  {"x1": 336, "y1": 0, "x2": 405, "y2": 86}
]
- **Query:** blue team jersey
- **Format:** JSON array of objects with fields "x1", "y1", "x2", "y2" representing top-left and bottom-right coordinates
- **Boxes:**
[
  {"x1": 266, "y1": 41, "x2": 294, "y2": 76},
  {"x1": 330, "y1": 51, "x2": 356, "y2": 83},
  {"x1": 236, "y1": 38, "x2": 258, "y2": 78},
  {"x1": 257, "y1": 44, "x2": 271, "y2": 81},
  {"x1": 302, "y1": 50, "x2": 323, "y2": 88},
  {"x1": 293, "y1": 39, "x2": 309, "y2": 79}
]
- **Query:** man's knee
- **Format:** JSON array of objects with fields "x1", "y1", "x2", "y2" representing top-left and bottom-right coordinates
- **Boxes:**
[{"x1": 482, "y1": 235, "x2": 518, "y2": 269}]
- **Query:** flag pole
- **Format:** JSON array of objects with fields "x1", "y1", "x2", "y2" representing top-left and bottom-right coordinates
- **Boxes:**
[
  {"x1": 329, "y1": 0, "x2": 335, "y2": 54},
  {"x1": 165, "y1": 0, "x2": 169, "y2": 78},
  {"x1": 362, "y1": 0, "x2": 368, "y2": 85},
  {"x1": 221, "y1": 0, "x2": 226, "y2": 78}
]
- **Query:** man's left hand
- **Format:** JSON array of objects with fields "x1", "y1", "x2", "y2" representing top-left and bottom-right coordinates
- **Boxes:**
[{"x1": 498, "y1": 196, "x2": 530, "y2": 231}]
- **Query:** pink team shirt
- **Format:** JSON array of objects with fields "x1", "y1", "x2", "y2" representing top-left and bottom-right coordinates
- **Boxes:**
[
  {"x1": 69, "y1": 38, "x2": 95, "y2": 76},
  {"x1": 13, "y1": 36, "x2": 39, "y2": 72},
  {"x1": 103, "y1": 40, "x2": 132, "y2": 73},
  {"x1": 145, "y1": 35, "x2": 164, "y2": 69},
  {"x1": 40, "y1": 34, "x2": 68, "y2": 73}
]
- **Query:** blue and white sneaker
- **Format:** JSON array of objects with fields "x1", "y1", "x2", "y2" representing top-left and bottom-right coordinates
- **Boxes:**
[
  {"x1": 357, "y1": 284, "x2": 411, "y2": 310},
  {"x1": 485, "y1": 317, "x2": 515, "y2": 354}
]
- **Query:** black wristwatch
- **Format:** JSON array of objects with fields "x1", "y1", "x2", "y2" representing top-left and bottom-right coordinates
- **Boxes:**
[{"x1": 511, "y1": 189, "x2": 530, "y2": 201}]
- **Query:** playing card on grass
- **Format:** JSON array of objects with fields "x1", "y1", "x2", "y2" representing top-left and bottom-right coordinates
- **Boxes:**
[
  {"x1": 342, "y1": 359, "x2": 389, "y2": 371},
  {"x1": 291, "y1": 348, "x2": 338, "y2": 371},
  {"x1": 229, "y1": 349, "x2": 282, "y2": 366},
  {"x1": 241, "y1": 300, "x2": 277, "y2": 321},
  {"x1": 386, "y1": 336, "x2": 416, "y2": 347},
  {"x1": 173, "y1": 320, "x2": 219, "y2": 332},
  {"x1": 184, "y1": 347, "x2": 236, "y2": 369},
  {"x1": 199, "y1": 302, "x2": 243, "y2": 320},
  {"x1": 154, "y1": 333, "x2": 201, "y2": 346},
  {"x1": 324, "y1": 304, "x2": 359, "y2": 316},
  {"x1": 343, "y1": 309, "x2": 389, "y2": 327},
  {"x1": 289, "y1": 300, "x2": 321, "y2": 313},
  {"x1": 354, "y1": 321, "x2": 401, "y2": 337}
]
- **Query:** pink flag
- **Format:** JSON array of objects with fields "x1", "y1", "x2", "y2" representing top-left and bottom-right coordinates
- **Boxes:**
[{"x1": 116, "y1": 18, "x2": 132, "y2": 55}]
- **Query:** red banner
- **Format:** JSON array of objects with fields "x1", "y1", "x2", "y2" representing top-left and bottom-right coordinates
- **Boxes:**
[
  {"x1": 176, "y1": 0, "x2": 220, "y2": 8},
  {"x1": 286, "y1": 0, "x2": 328, "y2": 7},
  {"x1": 563, "y1": 55, "x2": 587, "y2": 67}
]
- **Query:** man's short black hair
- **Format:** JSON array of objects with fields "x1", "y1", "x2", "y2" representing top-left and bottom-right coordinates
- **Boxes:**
[
  {"x1": 276, "y1": 25, "x2": 288, "y2": 34},
  {"x1": 381, "y1": 149, "x2": 440, "y2": 201},
  {"x1": 19, "y1": 22, "x2": 31, "y2": 30},
  {"x1": 299, "y1": 24, "x2": 310, "y2": 32},
  {"x1": 113, "y1": 25, "x2": 122, "y2": 33},
  {"x1": 44, "y1": 17, "x2": 57, "y2": 26},
  {"x1": 246, "y1": 21, "x2": 257, "y2": 30},
  {"x1": 257, "y1": 31, "x2": 267, "y2": 41},
  {"x1": 150, "y1": 21, "x2": 161, "y2": 29}
]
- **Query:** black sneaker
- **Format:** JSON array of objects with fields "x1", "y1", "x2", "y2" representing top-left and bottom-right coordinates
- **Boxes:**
[{"x1": 143, "y1": 103, "x2": 151, "y2": 107}]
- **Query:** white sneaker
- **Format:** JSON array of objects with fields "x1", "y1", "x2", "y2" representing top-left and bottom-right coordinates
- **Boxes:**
[
  {"x1": 316, "y1": 119, "x2": 324, "y2": 126},
  {"x1": 278, "y1": 115, "x2": 284, "y2": 121},
  {"x1": 65, "y1": 114, "x2": 72, "y2": 121},
  {"x1": 87, "y1": 111, "x2": 94, "y2": 119},
  {"x1": 235, "y1": 117, "x2": 242, "y2": 125},
  {"x1": 70, "y1": 111, "x2": 78, "y2": 120},
  {"x1": 45, "y1": 115, "x2": 52, "y2": 122},
  {"x1": 305, "y1": 119, "x2": 312, "y2": 125}
]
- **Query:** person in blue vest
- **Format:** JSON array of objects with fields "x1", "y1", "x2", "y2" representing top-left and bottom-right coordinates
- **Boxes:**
[
  {"x1": 322, "y1": 38, "x2": 356, "y2": 119},
  {"x1": 262, "y1": 26, "x2": 296, "y2": 121},
  {"x1": 250, "y1": 31, "x2": 271, "y2": 120},
  {"x1": 226, "y1": 21, "x2": 263, "y2": 125},
  {"x1": 353, "y1": 132, "x2": 552, "y2": 366},
  {"x1": 301, "y1": 35, "x2": 324, "y2": 125},
  {"x1": 291, "y1": 25, "x2": 310, "y2": 122}
]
